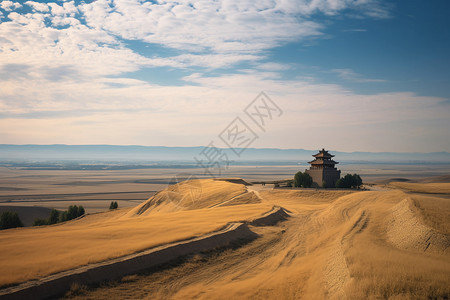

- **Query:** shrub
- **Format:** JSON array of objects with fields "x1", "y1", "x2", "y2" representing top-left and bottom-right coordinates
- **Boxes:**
[
  {"x1": 49, "y1": 209, "x2": 59, "y2": 225},
  {"x1": 336, "y1": 173, "x2": 363, "y2": 188},
  {"x1": 109, "y1": 201, "x2": 118, "y2": 210},
  {"x1": 59, "y1": 205, "x2": 85, "y2": 223},
  {"x1": 67, "y1": 205, "x2": 78, "y2": 220},
  {"x1": 65, "y1": 282, "x2": 87, "y2": 297},
  {"x1": 294, "y1": 171, "x2": 313, "y2": 188},
  {"x1": 33, "y1": 218, "x2": 49, "y2": 226},
  {"x1": 0, "y1": 211, "x2": 24, "y2": 230},
  {"x1": 60, "y1": 211, "x2": 68, "y2": 222},
  {"x1": 78, "y1": 206, "x2": 85, "y2": 216}
]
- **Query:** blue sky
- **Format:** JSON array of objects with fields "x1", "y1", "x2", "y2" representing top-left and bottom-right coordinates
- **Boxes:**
[{"x1": 0, "y1": 0, "x2": 449, "y2": 152}]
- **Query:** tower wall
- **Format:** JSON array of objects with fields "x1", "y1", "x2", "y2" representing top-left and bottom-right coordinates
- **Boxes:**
[{"x1": 306, "y1": 168, "x2": 341, "y2": 188}]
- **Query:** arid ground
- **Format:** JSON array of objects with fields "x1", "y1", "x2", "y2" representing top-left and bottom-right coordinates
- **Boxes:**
[
  {"x1": 1, "y1": 163, "x2": 448, "y2": 216},
  {"x1": 0, "y1": 166, "x2": 449, "y2": 299}
]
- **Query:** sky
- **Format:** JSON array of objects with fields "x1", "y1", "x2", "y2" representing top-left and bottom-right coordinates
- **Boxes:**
[{"x1": 0, "y1": 0, "x2": 449, "y2": 152}]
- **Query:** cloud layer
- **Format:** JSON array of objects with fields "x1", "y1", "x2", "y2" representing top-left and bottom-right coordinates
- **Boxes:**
[{"x1": 0, "y1": 0, "x2": 448, "y2": 152}]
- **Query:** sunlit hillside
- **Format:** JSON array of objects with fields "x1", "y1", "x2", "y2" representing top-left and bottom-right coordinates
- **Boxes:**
[{"x1": 0, "y1": 179, "x2": 449, "y2": 299}]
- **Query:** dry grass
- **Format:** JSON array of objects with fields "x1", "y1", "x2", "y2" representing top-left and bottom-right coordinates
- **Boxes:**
[
  {"x1": 411, "y1": 194, "x2": 450, "y2": 234},
  {"x1": 0, "y1": 180, "x2": 271, "y2": 287},
  {"x1": 389, "y1": 182, "x2": 450, "y2": 194},
  {"x1": 124, "y1": 179, "x2": 252, "y2": 215},
  {"x1": 64, "y1": 282, "x2": 88, "y2": 298},
  {"x1": 2, "y1": 179, "x2": 449, "y2": 299},
  {"x1": 345, "y1": 235, "x2": 450, "y2": 299},
  {"x1": 121, "y1": 274, "x2": 139, "y2": 283}
]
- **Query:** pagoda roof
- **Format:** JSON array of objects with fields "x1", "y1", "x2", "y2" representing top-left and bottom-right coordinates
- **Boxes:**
[
  {"x1": 312, "y1": 148, "x2": 334, "y2": 158},
  {"x1": 308, "y1": 159, "x2": 338, "y2": 165}
]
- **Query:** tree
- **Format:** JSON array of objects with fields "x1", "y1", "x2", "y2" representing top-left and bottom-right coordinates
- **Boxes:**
[
  {"x1": 0, "y1": 211, "x2": 24, "y2": 230},
  {"x1": 294, "y1": 172, "x2": 302, "y2": 187},
  {"x1": 354, "y1": 174, "x2": 363, "y2": 188},
  {"x1": 67, "y1": 205, "x2": 78, "y2": 220},
  {"x1": 49, "y1": 209, "x2": 60, "y2": 224},
  {"x1": 78, "y1": 206, "x2": 85, "y2": 216},
  {"x1": 302, "y1": 173, "x2": 313, "y2": 188},
  {"x1": 294, "y1": 171, "x2": 313, "y2": 188},
  {"x1": 59, "y1": 205, "x2": 85, "y2": 223},
  {"x1": 60, "y1": 211, "x2": 68, "y2": 222},
  {"x1": 336, "y1": 174, "x2": 363, "y2": 189},
  {"x1": 33, "y1": 218, "x2": 49, "y2": 226}
]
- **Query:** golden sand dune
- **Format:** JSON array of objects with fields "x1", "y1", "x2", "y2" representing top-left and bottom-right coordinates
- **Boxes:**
[
  {"x1": 124, "y1": 179, "x2": 261, "y2": 216},
  {"x1": 1, "y1": 180, "x2": 449, "y2": 299},
  {"x1": 389, "y1": 181, "x2": 450, "y2": 193},
  {"x1": 0, "y1": 179, "x2": 271, "y2": 288},
  {"x1": 387, "y1": 198, "x2": 449, "y2": 253}
]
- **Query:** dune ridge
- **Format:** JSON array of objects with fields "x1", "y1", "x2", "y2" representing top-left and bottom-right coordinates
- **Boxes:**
[{"x1": 387, "y1": 198, "x2": 449, "y2": 253}]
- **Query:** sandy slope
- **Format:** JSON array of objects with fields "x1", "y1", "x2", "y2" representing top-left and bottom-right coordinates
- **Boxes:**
[
  {"x1": 389, "y1": 181, "x2": 450, "y2": 193},
  {"x1": 0, "y1": 180, "x2": 270, "y2": 287},
  {"x1": 70, "y1": 183, "x2": 449, "y2": 299},
  {"x1": 1, "y1": 180, "x2": 449, "y2": 299}
]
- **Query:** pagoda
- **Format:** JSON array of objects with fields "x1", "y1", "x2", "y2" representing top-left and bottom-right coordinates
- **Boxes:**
[{"x1": 305, "y1": 148, "x2": 341, "y2": 188}]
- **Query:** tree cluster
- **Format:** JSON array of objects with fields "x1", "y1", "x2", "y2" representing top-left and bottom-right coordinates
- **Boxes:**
[
  {"x1": 335, "y1": 174, "x2": 363, "y2": 189},
  {"x1": 60, "y1": 205, "x2": 85, "y2": 222},
  {"x1": 294, "y1": 171, "x2": 313, "y2": 188},
  {"x1": 0, "y1": 211, "x2": 24, "y2": 230},
  {"x1": 33, "y1": 205, "x2": 85, "y2": 226},
  {"x1": 109, "y1": 201, "x2": 118, "y2": 210}
]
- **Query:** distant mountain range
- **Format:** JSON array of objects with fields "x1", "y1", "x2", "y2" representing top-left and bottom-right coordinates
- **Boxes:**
[{"x1": 0, "y1": 144, "x2": 449, "y2": 164}]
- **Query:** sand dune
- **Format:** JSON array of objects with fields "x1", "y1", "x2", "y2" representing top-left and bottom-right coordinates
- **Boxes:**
[
  {"x1": 124, "y1": 179, "x2": 260, "y2": 216},
  {"x1": 389, "y1": 181, "x2": 450, "y2": 194},
  {"x1": 1, "y1": 179, "x2": 449, "y2": 299},
  {"x1": 387, "y1": 198, "x2": 449, "y2": 253},
  {"x1": 0, "y1": 179, "x2": 272, "y2": 288}
]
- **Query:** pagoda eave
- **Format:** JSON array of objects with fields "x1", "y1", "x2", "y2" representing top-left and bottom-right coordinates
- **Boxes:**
[{"x1": 308, "y1": 160, "x2": 338, "y2": 165}]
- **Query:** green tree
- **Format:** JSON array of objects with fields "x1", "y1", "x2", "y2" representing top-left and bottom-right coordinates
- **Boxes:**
[
  {"x1": 59, "y1": 205, "x2": 85, "y2": 223},
  {"x1": 33, "y1": 218, "x2": 49, "y2": 226},
  {"x1": 49, "y1": 209, "x2": 60, "y2": 224},
  {"x1": 302, "y1": 173, "x2": 313, "y2": 188},
  {"x1": 109, "y1": 201, "x2": 119, "y2": 210},
  {"x1": 67, "y1": 205, "x2": 78, "y2": 220},
  {"x1": 60, "y1": 211, "x2": 68, "y2": 222},
  {"x1": 294, "y1": 171, "x2": 313, "y2": 188},
  {"x1": 78, "y1": 206, "x2": 85, "y2": 217},
  {"x1": 354, "y1": 174, "x2": 363, "y2": 188},
  {"x1": 0, "y1": 211, "x2": 24, "y2": 230},
  {"x1": 294, "y1": 171, "x2": 303, "y2": 187},
  {"x1": 336, "y1": 174, "x2": 363, "y2": 188}
]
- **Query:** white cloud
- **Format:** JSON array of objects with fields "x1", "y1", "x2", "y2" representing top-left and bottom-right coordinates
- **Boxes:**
[
  {"x1": 80, "y1": 0, "x2": 324, "y2": 54},
  {"x1": 3, "y1": 0, "x2": 446, "y2": 152},
  {"x1": 0, "y1": 1, "x2": 22, "y2": 11},
  {"x1": 331, "y1": 68, "x2": 385, "y2": 83},
  {"x1": 25, "y1": 1, "x2": 49, "y2": 13},
  {"x1": 1, "y1": 69, "x2": 448, "y2": 152},
  {"x1": 255, "y1": 62, "x2": 292, "y2": 71},
  {"x1": 0, "y1": 0, "x2": 393, "y2": 79}
]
